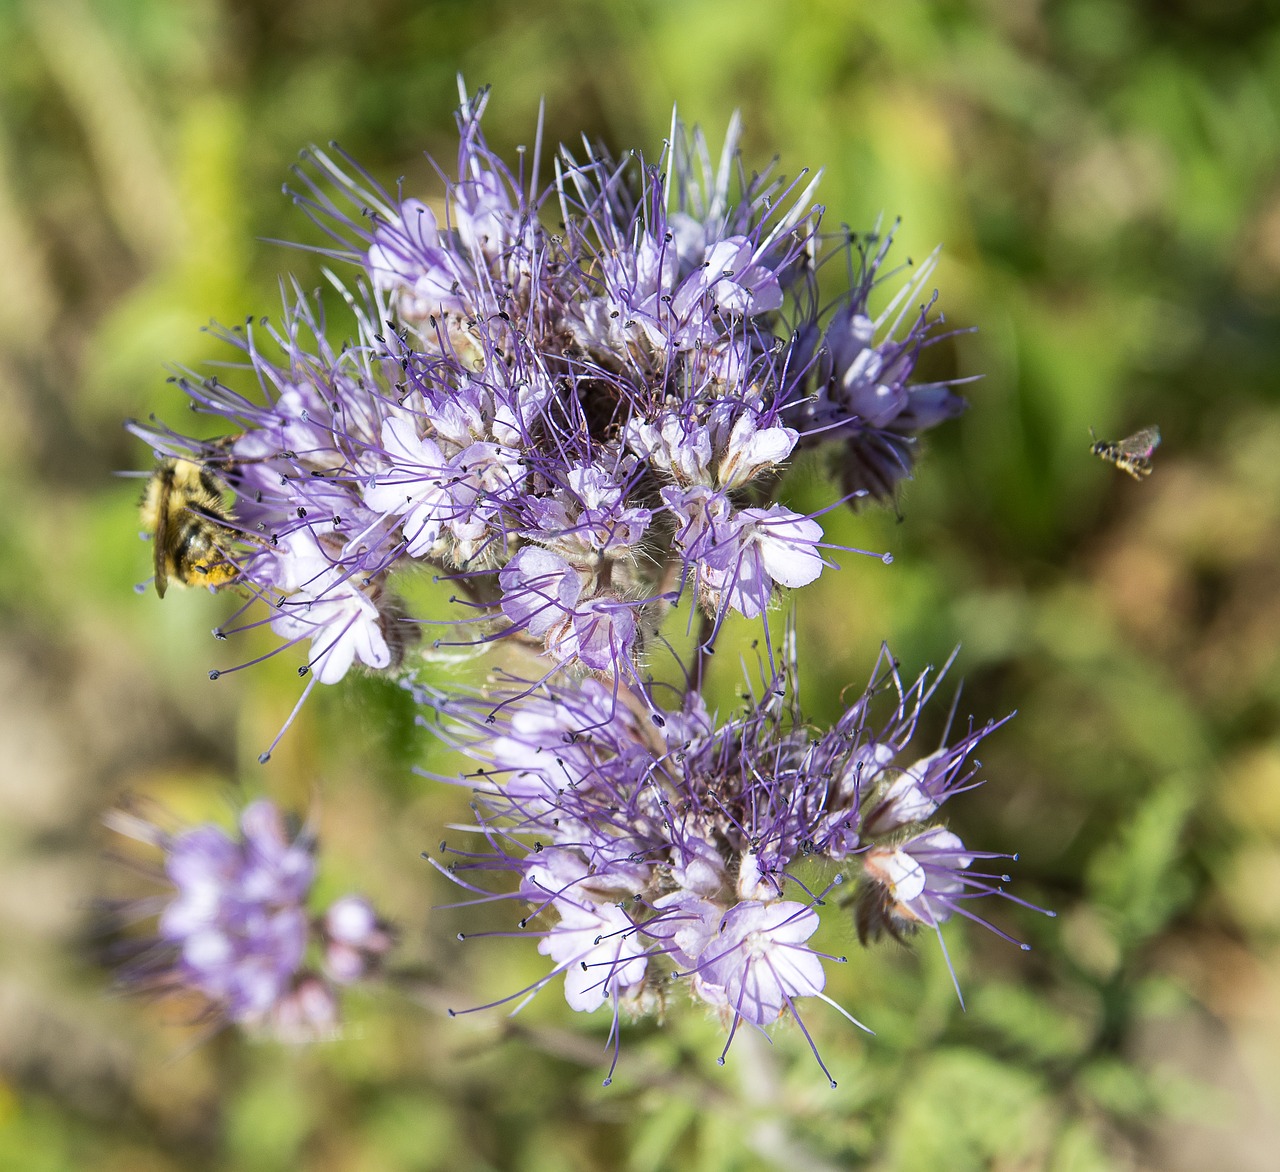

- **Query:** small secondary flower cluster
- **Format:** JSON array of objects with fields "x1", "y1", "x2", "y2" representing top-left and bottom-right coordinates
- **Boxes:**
[
  {"x1": 420, "y1": 647, "x2": 1036, "y2": 1086},
  {"x1": 106, "y1": 800, "x2": 392, "y2": 1040},
  {"x1": 132, "y1": 88, "x2": 964, "y2": 696}
]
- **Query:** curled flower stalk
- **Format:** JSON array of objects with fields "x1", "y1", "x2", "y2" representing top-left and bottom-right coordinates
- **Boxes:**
[
  {"x1": 417, "y1": 644, "x2": 1048, "y2": 1086},
  {"x1": 131, "y1": 87, "x2": 963, "y2": 704},
  {"x1": 102, "y1": 800, "x2": 393, "y2": 1041}
]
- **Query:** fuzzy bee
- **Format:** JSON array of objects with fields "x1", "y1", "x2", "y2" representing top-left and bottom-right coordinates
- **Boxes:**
[
  {"x1": 853, "y1": 880, "x2": 918, "y2": 947},
  {"x1": 140, "y1": 458, "x2": 241, "y2": 598},
  {"x1": 1089, "y1": 425, "x2": 1161, "y2": 480}
]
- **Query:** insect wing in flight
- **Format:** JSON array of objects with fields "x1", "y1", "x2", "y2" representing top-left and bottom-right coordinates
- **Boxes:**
[{"x1": 1114, "y1": 426, "x2": 1161, "y2": 461}]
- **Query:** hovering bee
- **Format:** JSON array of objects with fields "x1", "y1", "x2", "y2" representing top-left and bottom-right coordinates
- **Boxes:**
[
  {"x1": 140, "y1": 457, "x2": 241, "y2": 598},
  {"x1": 1089, "y1": 425, "x2": 1161, "y2": 480}
]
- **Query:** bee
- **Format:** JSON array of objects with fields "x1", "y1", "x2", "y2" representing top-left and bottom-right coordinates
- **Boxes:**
[
  {"x1": 140, "y1": 458, "x2": 241, "y2": 598},
  {"x1": 1089, "y1": 425, "x2": 1161, "y2": 480},
  {"x1": 852, "y1": 881, "x2": 917, "y2": 947}
]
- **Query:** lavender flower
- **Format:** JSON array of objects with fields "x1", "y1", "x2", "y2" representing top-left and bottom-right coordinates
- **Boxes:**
[
  {"x1": 787, "y1": 230, "x2": 970, "y2": 503},
  {"x1": 121, "y1": 89, "x2": 1039, "y2": 1084},
  {"x1": 322, "y1": 895, "x2": 396, "y2": 984},
  {"x1": 104, "y1": 799, "x2": 392, "y2": 1040},
  {"x1": 420, "y1": 645, "x2": 1047, "y2": 1086},
  {"x1": 131, "y1": 88, "x2": 963, "y2": 699}
]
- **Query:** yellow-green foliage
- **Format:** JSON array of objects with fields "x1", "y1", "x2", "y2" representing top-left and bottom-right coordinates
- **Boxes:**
[{"x1": 2, "y1": 1, "x2": 1277, "y2": 1168}]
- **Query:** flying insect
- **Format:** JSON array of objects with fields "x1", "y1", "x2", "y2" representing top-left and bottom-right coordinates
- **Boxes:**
[{"x1": 1089, "y1": 425, "x2": 1161, "y2": 480}]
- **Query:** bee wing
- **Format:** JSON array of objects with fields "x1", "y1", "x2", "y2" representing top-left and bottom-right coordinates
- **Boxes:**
[
  {"x1": 1117, "y1": 426, "x2": 1161, "y2": 459},
  {"x1": 151, "y1": 476, "x2": 172, "y2": 598}
]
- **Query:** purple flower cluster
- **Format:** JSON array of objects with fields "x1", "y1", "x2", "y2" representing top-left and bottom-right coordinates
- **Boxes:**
[
  {"x1": 125, "y1": 90, "x2": 1043, "y2": 1076},
  {"x1": 421, "y1": 647, "x2": 1040, "y2": 1086},
  {"x1": 132, "y1": 90, "x2": 963, "y2": 696},
  {"x1": 106, "y1": 800, "x2": 392, "y2": 1040}
]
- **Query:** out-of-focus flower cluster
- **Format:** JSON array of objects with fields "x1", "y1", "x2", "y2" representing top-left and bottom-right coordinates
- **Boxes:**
[
  {"x1": 105, "y1": 800, "x2": 392, "y2": 1041},
  {"x1": 131, "y1": 89, "x2": 964, "y2": 693},
  {"x1": 419, "y1": 645, "x2": 1029, "y2": 1085}
]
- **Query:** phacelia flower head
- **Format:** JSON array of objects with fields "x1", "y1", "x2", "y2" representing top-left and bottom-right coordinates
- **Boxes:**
[
  {"x1": 419, "y1": 643, "x2": 1046, "y2": 1086},
  {"x1": 121, "y1": 88, "x2": 1030, "y2": 1086},
  {"x1": 104, "y1": 799, "x2": 393, "y2": 1041},
  {"x1": 131, "y1": 87, "x2": 965, "y2": 714}
]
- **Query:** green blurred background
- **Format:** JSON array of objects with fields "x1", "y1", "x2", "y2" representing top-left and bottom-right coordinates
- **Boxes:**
[{"x1": 2, "y1": 0, "x2": 1278, "y2": 1168}]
